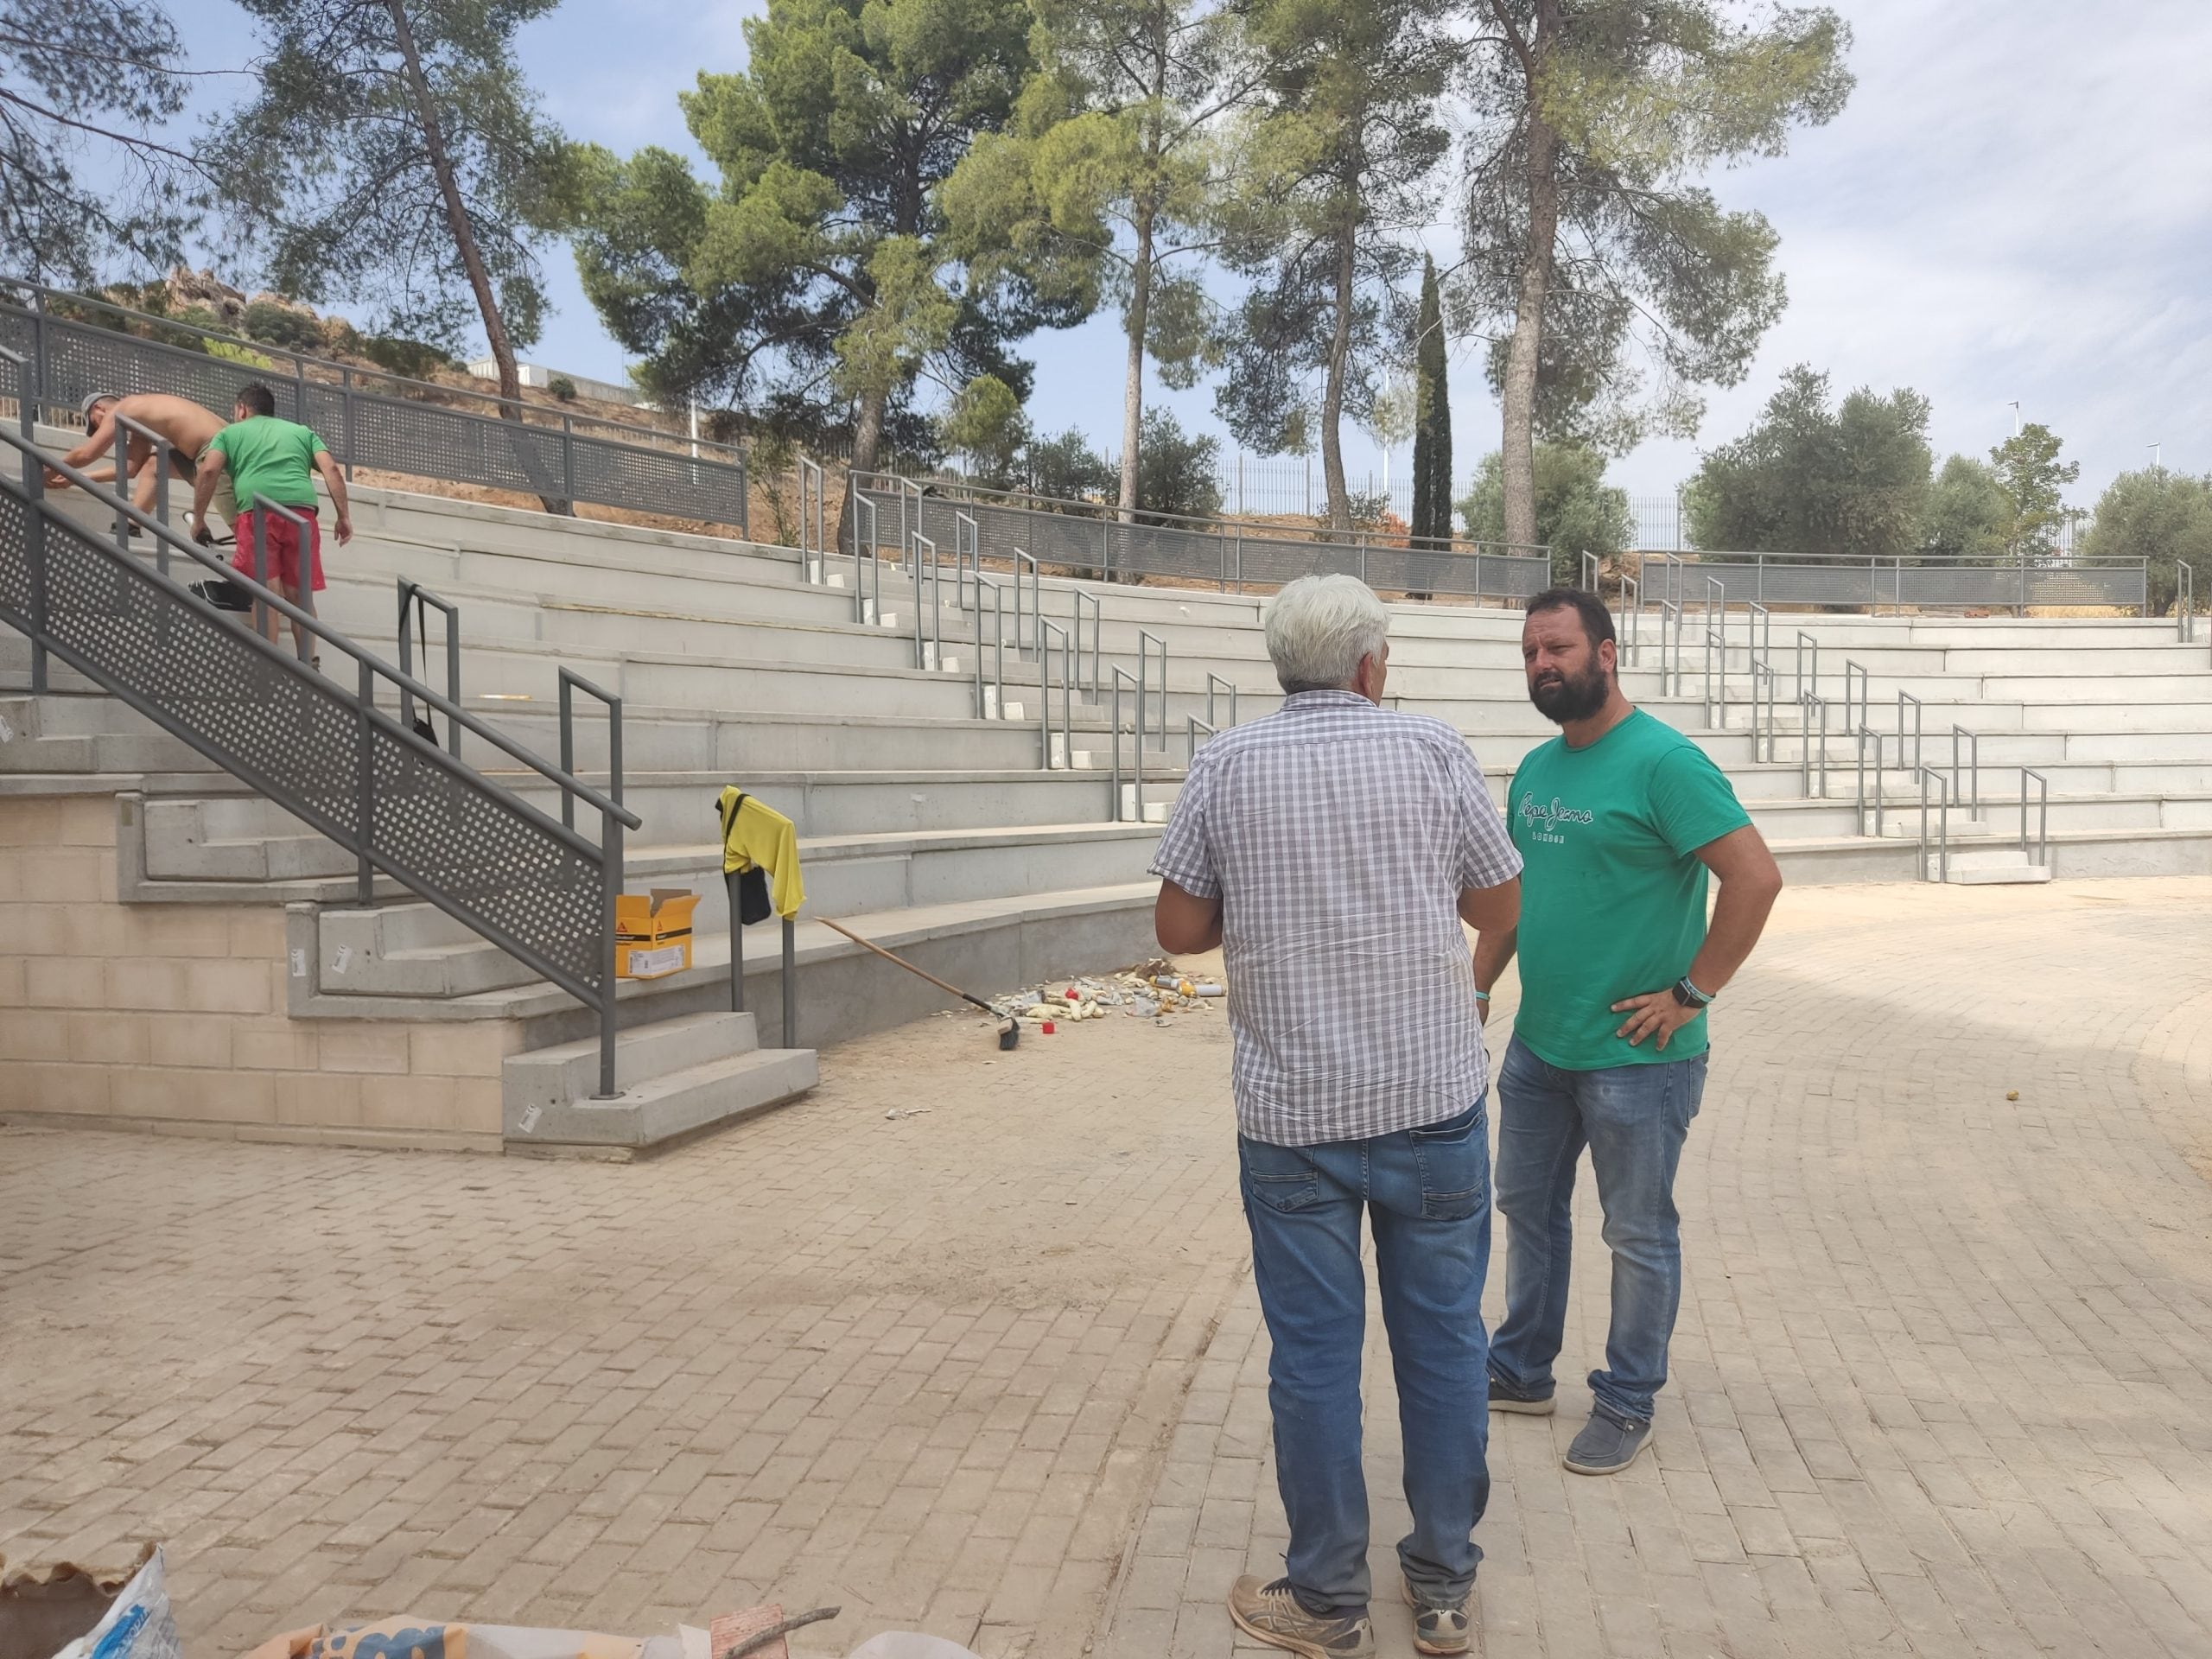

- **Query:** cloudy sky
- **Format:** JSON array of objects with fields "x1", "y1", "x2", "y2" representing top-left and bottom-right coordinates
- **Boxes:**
[{"x1": 164, "y1": 0, "x2": 2211, "y2": 508}]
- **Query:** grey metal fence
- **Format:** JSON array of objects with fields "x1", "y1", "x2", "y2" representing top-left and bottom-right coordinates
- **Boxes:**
[
  {"x1": 850, "y1": 474, "x2": 1551, "y2": 601},
  {"x1": 1637, "y1": 550, "x2": 2148, "y2": 613},
  {"x1": 0, "y1": 353, "x2": 644, "y2": 1096},
  {"x1": 1, "y1": 280, "x2": 749, "y2": 533}
]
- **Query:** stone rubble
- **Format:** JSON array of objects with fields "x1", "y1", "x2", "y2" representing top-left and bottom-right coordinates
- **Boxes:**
[{"x1": 986, "y1": 960, "x2": 1224, "y2": 1026}]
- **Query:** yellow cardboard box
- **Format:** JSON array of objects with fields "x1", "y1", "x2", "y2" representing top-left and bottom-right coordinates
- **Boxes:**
[{"x1": 613, "y1": 888, "x2": 697, "y2": 979}]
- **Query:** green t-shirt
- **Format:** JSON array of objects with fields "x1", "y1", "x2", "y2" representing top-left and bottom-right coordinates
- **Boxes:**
[
  {"x1": 207, "y1": 416, "x2": 325, "y2": 511},
  {"x1": 1508, "y1": 709, "x2": 1751, "y2": 1070}
]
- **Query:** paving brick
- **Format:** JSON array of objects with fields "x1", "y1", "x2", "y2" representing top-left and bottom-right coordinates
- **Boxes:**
[{"x1": 1091, "y1": 880, "x2": 2212, "y2": 1659}]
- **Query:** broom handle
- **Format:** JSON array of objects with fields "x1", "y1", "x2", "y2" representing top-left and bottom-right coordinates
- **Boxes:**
[{"x1": 817, "y1": 915, "x2": 999, "y2": 1014}]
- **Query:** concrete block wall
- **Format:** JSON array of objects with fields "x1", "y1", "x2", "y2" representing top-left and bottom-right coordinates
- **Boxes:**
[{"x1": 0, "y1": 793, "x2": 521, "y2": 1150}]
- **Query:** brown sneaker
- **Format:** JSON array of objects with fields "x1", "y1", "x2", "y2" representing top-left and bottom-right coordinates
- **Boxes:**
[
  {"x1": 1227, "y1": 1574, "x2": 1375, "y2": 1658},
  {"x1": 1402, "y1": 1573, "x2": 1471, "y2": 1656}
]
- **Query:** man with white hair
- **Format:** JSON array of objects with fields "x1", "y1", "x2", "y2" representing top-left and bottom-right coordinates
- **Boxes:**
[{"x1": 1152, "y1": 574, "x2": 1522, "y2": 1658}]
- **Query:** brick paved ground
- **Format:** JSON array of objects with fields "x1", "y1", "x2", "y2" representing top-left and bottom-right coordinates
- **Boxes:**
[
  {"x1": 7, "y1": 879, "x2": 2212, "y2": 1658},
  {"x1": 0, "y1": 994, "x2": 1250, "y2": 1658},
  {"x1": 1099, "y1": 879, "x2": 2212, "y2": 1659}
]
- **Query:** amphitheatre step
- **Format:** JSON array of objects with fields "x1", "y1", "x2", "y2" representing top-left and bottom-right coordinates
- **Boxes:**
[
  {"x1": 283, "y1": 881, "x2": 1166, "y2": 1058},
  {"x1": 138, "y1": 768, "x2": 1187, "y2": 884},
  {"x1": 500, "y1": 1009, "x2": 817, "y2": 1153},
  {"x1": 312, "y1": 822, "x2": 1171, "y2": 996},
  {"x1": 1934, "y1": 848, "x2": 2053, "y2": 886}
]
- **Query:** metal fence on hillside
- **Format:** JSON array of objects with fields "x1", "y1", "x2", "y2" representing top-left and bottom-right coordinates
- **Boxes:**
[
  {"x1": 1637, "y1": 549, "x2": 2147, "y2": 613},
  {"x1": 851, "y1": 474, "x2": 1554, "y2": 601},
  {"x1": 1, "y1": 282, "x2": 749, "y2": 532}
]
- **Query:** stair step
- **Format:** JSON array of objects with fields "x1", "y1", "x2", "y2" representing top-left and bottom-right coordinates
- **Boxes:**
[{"x1": 503, "y1": 1008, "x2": 817, "y2": 1150}]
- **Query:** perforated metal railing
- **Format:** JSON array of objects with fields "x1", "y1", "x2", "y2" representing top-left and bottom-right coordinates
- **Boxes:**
[
  {"x1": 1, "y1": 280, "x2": 749, "y2": 531},
  {"x1": 0, "y1": 354, "x2": 644, "y2": 1096},
  {"x1": 848, "y1": 473, "x2": 1550, "y2": 601},
  {"x1": 1641, "y1": 548, "x2": 2148, "y2": 614}
]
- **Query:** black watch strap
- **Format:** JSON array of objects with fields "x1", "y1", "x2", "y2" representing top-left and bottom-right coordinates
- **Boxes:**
[{"x1": 1671, "y1": 976, "x2": 1712, "y2": 1008}]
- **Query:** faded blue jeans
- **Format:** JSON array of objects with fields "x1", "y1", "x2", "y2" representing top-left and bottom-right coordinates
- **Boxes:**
[
  {"x1": 1489, "y1": 1036, "x2": 1708, "y2": 1427},
  {"x1": 1239, "y1": 1101, "x2": 1492, "y2": 1618}
]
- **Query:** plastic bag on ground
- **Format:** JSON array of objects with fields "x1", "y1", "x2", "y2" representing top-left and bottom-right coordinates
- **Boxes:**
[
  {"x1": 50, "y1": 1548, "x2": 177, "y2": 1659},
  {"x1": 844, "y1": 1639, "x2": 981, "y2": 1659}
]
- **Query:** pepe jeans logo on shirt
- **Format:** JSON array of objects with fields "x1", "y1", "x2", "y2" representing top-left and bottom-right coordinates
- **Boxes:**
[{"x1": 1518, "y1": 792, "x2": 1594, "y2": 846}]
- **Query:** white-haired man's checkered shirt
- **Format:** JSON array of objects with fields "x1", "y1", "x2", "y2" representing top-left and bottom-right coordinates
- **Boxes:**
[{"x1": 1151, "y1": 689, "x2": 1522, "y2": 1146}]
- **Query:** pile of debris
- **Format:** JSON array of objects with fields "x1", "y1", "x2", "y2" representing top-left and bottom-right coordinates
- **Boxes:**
[{"x1": 988, "y1": 960, "x2": 1224, "y2": 1030}]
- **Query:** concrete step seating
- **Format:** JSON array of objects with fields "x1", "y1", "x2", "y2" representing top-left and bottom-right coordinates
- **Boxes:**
[{"x1": 18, "y1": 468, "x2": 2212, "y2": 1127}]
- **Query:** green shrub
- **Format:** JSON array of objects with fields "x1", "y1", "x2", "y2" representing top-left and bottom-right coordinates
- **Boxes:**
[
  {"x1": 241, "y1": 300, "x2": 325, "y2": 354},
  {"x1": 206, "y1": 338, "x2": 276, "y2": 370},
  {"x1": 361, "y1": 334, "x2": 453, "y2": 381},
  {"x1": 548, "y1": 374, "x2": 579, "y2": 402}
]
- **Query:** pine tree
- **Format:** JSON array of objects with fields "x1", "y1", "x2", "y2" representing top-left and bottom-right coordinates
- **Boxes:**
[{"x1": 1410, "y1": 256, "x2": 1451, "y2": 550}]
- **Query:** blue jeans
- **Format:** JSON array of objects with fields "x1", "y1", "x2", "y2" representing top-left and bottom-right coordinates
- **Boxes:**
[
  {"x1": 1238, "y1": 1101, "x2": 1492, "y2": 1617},
  {"x1": 1489, "y1": 1037, "x2": 1707, "y2": 1426}
]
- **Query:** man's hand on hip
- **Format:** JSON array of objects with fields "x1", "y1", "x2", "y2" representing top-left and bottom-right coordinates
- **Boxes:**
[{"x1": 1611, "y1": 990, "x2": 1702, "y2": 1051}]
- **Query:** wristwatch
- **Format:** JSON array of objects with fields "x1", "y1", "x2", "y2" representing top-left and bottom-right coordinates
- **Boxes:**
[{"x1": 1670, "y1": 976, "x2": 1713, "y2": 1008}]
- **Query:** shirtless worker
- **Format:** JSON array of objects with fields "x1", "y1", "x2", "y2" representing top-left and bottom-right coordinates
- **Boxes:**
[{"x1": 47, "y1": 391, "x2": 238, "y2": 540}]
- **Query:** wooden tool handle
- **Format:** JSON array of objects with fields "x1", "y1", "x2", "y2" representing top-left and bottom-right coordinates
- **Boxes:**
[{"x1": 817, "y1": 915, "x2": 998, "y2": 1014}]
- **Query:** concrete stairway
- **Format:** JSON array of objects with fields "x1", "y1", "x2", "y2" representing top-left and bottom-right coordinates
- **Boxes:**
[{"x1": 12, "y1": 460, "x2": 2212, "y2": 1147}]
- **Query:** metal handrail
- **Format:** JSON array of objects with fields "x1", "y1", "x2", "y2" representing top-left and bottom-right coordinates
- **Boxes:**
[
  {"x1": 1795, "y1": 631, "x2": 1819, "y2": 703},
  {"x1": 1701, "y1": 576, "x2": 1726, "y2": 723},
  {"x1": 912, "y1": 530, "x2": 940, "y2": 670},
  {"x1": 1855, "y1": 725, "x2": 1886, "y2": 836},
  {"x1": 1843, "y1": 660, "x2": 1870, "y2": 736},
  {"x1": 101, "y1": 410, "x2": 180, "y2": 546},
  {"x1": 1745, "y1": 601, "x2": 1772, "y2": 664},
  {"x1": 1187, "y1": 714, "x2": 1217, "y2": 762},
  {"x1": 849, "y1": 485, "x2": 882, "y2": 626},
  {"x1": 1139, "y1": 629, "x2": 1168, "y2": 746},
  {"x1": 1038, "y1": 616, "x2": 1072, "y2": 771},
  {"x1": 847, "y1": 467, "x2": 921, "y2": 554},
  {"x1": 1740, "y1": 601, "x2": 1774, "y2": 761},
  {"x1": 1, "y1": 410, "x2": 641, "y2": 1096},
  {"x1": 1073, "y1": 588, "x2": 1102, "y2": 699},
  {"x1": 556, "y1": 669, "x2": 624, "y2": 830},
  {"x1": 1581, "y1": 550, "x2": 1600, "y2": 593},
  {"x1": 1950, "y1": 725, "x2": 1980, "y2": 817},
  {"x1": 2180, "y1": 561, "x2": 2196, "y2": 645},
  {"x1": 1014, "y1": 548, "x2": 1041, "y2": 656},
  {"x1": 1647, "y1": 554, "x2": 1686, "y2": 690},
  {"x1": 970, "y1": 571, "x2": 1010, "y2": 721},
  {"x1": 1205, "y1": 672, "x2": 1239, "y2": 732},
  {"x1": 1799, "y1": 691, "x2": 1830, "y2": 797},
  {"x1": 1619, "y1": 575, "x2": 1640, "y2": 666},
  {"x1": 796, "y1": 454, "x2": 826, "y2": 583},
  {"x1": 1110, "y1": 664, "x2": 1144, "y2": 823},
  {"x1": 397, "y1": 578, "x2": 461, "y2": 756},
  {"x1": 14, "y1": 431, "x2": 634, "y2": 824},
  {"x1": 1897, "y1": 690, "x2": 1924, "y2": 774},
  {"x1": 1748, "y1": 660, "x2": 1777, "y2": 765},
  {"x1": 1919, "y1": 767, "x2": 1951, "y2": 884},
  {"x1": 2020, "y1": 768, "x2": 2050, "y2": 867},
  {"x1": 877, "y1": 468, "x2": 1548, "y2": 568},
  {"x1": 955, "y1": 509, "x2": 978, "y2": 604}
]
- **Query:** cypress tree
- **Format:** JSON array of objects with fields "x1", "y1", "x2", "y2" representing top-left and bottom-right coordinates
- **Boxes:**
[{"x1": 1410, "y1": 256, "x2": 1452, "y2": 550}]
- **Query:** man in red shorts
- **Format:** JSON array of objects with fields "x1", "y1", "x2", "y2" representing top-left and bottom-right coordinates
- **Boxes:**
[{"x1": 189, "y1": 383, "x2": 353, "y2": 660}]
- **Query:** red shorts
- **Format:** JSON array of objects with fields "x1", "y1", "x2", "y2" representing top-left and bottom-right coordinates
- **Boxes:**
[{"x1": 231, "y1": 505, "x2": 326, "y2": 594}]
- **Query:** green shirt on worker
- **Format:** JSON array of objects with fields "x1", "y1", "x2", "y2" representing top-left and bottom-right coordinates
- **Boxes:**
[
  {"x1": 1508, "y1": 708, "x2": 1752, "y2": 1071},
  {"x1": 207, "y1": 415, "x2": 325, "y2": 512}
]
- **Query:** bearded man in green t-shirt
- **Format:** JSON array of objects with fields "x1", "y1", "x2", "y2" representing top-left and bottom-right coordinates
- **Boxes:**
[{"x1": 1472, "y1": 588, "x2": 1783, "y2": 1477}]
